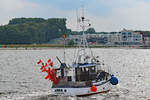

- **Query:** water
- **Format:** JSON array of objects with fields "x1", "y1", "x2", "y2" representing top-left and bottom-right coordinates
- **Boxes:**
[{"x1": 0, "y1": 48, "x2": 150, "y2": 100}]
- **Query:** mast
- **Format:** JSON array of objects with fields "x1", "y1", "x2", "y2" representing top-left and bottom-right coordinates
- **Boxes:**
[
  {"x1": 81, "y1": 7, "x2": 86, "y2": 57},
  {"x1": 74, "y1": 7, "x2": 93, "y2": 64}
]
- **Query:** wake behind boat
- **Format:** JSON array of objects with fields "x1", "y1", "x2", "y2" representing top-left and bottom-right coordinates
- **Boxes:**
[{"x1": 37, "y1": 10, "x2": 118, "y2": 96}]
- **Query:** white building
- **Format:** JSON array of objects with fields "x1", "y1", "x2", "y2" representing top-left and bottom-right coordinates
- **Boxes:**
[
  {"x1": 68, "y1": 29, "x2": 144, "y2": 46},
  {"x1": 111, "y1": 29, "x2": 143, "y2": 46}
]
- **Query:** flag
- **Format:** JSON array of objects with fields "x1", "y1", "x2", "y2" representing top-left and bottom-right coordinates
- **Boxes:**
[
  {"x1": 49, "y1": 62, "x2": 53, "y2": 66},
  {"x1": 37, "y1": 59, "x2": 42, "y2": 64},
  {"x1": 53, "y1": 80, "x2": 57, "y2": 84},
  {"x1": 62, "y1": 34, "x2": 66, "y2": 39},
  {"x1": 45, "y1": 74, "x2": 50, "y2": 79},
  {"x1": 40, "y1": 65, "x2": 45, "y2": 70},
  {"x1": 44, "y1": 63, "x2": 47, "y2": 67},
  {"x1": 47, "y1": 59, "x2": 51, "y2": 63},
  {"x1": 42, "y1": 69, "x2": 47, "y2": 72},
  {"x1": 51, "y1": 68, "x2": 55, "y2": 73}
]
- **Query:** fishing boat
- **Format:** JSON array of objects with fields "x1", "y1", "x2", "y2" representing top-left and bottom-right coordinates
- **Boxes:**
[{"x1": 37, "y1": 11, "x2": 118, "y2": 97}]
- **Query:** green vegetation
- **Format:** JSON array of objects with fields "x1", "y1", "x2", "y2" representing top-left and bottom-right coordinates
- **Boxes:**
[
  {"x1": 86, "y1": 27, "x2": 96, "y2": 34},
  {"x1": 5, "y1": 44, "x2": 64, "y2": 48},
  {"x1": 0, "y1": 18, "x2": 70, "y2": 44},
  {"x1": 70, "y1": 27, "x2": 96, "y2": 35},
  {"x1": 3, "y1": 44, "x2": 110, "y2": 48},
  {"x1": 1, "y1": 17, "x2": 150, "y2": 46}
]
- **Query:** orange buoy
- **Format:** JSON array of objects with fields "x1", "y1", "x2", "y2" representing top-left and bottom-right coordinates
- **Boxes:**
[
  {"x1": 1, "y1": 45, "x2": 5, "y2": 48},
  {"x1": 91, "y1": 85, "x2": 97, "y2": 92}
]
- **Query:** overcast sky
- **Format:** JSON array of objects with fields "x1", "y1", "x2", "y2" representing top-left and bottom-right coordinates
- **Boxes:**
[{"x1": 0, "y1": 0, "x2": 150, "y2": 32}]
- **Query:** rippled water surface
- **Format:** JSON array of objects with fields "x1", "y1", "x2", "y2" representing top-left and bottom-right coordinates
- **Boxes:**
[{"x1": 0, "y1": 48, "x2": 150, "y2": 100}]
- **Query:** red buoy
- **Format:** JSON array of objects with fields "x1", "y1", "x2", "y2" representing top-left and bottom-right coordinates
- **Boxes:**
[{"x1": 91, "y1": 85, "x2": 97, "y2": 92}]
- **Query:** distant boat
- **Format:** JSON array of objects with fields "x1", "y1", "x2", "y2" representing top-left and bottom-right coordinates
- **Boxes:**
[{"x1": 37, "y1": 10, "x2": 118, "y2": 96}]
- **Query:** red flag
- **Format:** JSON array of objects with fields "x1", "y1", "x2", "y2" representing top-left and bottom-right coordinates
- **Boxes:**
[
  {"x1": 49, "y1": 74, "x2": 52, "y2": 81},
  {"x1": 37, "y1": 58, "x2": 59, "y2": 84},
  {"x1": 42, "y1": 68, "x2": 47, "y2": 72},
  {"x1": 46, "y1": 68, "x2": 53, "y2": 81},
  {"x1": 50, "y1": 75, "x2": 54, "y2": 81},
  {"x1": 45, "y1": 74, "x2": 50, "y2": 79},
  {"x1": 44, "y1": 63, "x2": 48, "y2": 67},
  {"x1": 37, "y1": 59, "x2": 42, "y2": 64},
  {"x1": 53, "y1": 80, "x2": 57, "y2": 84},
  {"x1": 47, "y1": 67, "x2": 50, "y2": 73},
  {"x1": 45, "y1": 68, "x2": 53, "y2": 80},
  {"x1": 47, "y1": 59, "x2": 51, "y2": 63},
  {"x1": 51, "y1": 68, "x2": 55, "y2": 73},
  {"x1": 49, "y1": 62, "x2": 53, "y2": 66},
  {"x1": 40, "y1": 65, "x2": 45, "y2": 70}
]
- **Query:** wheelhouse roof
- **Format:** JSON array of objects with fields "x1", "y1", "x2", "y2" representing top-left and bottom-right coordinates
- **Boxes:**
[{"x1": 73, "y1": 63, "x2": 96, "y2": 68}]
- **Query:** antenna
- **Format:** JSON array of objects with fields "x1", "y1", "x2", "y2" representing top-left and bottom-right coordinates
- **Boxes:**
[
  {"x1": 76, "y1": 9, "x2": 80, "y2": 31},
  {"x1": 74, "y1": 7, "x2": 94, "y2": 64},
  {"x1": 81, "y1": 5, "x2": 84, "y2": 18}
]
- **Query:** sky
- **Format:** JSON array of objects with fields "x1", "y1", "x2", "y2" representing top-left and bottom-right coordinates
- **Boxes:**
[{"x1": 0, "y1": 0, "x2": 150, "y2": 32}]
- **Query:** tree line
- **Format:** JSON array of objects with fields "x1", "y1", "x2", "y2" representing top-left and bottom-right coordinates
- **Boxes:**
[
  {"x1": 0, "y1": 18, "x2": 71, "y2": 44},
  {"x1": 0, "y1": 17, "x2": 150, "y2": 44}
]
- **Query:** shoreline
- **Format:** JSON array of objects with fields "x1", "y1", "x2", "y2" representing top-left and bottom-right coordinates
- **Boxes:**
[{"x1": 0, "y1": 45, "x2": 150, "y2": 50}]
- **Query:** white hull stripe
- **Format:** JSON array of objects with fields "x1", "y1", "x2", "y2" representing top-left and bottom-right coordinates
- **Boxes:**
[{"x1": 52, "y1": 80, "x2": 110, "y2": 88}]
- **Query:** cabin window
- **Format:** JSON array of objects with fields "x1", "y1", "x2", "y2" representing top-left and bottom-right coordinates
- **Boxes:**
[
  {"x1": 92, "y1": 67, "x2": 95, "y2": 70},
  {"x1": 64, "y1": 89, "x2": 67, "y2": 92},
  {"x1": 68, "y1": 76, "x2": 72, "y2": 81},
  {"x1": 86, "y1": 68, "x2": 89, "y2": 71},
  {"x1": 91, "y1": 66, "x2": 96, "y2": 72},
  {"x1": 82, "y1": 68, "x2": 84, "y2": 72}
]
